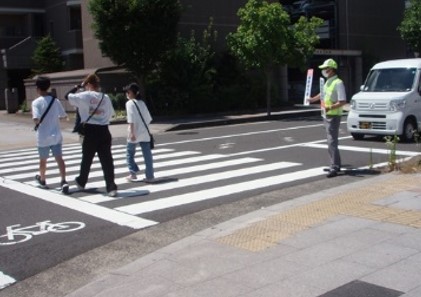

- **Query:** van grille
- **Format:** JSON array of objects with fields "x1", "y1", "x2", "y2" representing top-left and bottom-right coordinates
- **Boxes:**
[
  {"x1": 357, "y1": 102, "x2": 388, "y2": 111},
  {"x1": 371, "y1": 122, "x2": 386, "y2": 130}
]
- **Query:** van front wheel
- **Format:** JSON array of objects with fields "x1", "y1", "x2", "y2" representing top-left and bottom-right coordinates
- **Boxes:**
[
  {"x1": 400, "y1": 118, "x2": 416, "y2": 142},
  {"x1": 351, "y1": 133, "x2": 365, "y2": 140}
]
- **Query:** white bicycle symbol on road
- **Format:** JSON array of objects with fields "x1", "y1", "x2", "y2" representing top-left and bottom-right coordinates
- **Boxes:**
[{"x1": 0, "y1": 220, "x2": 86, "y2": 246}]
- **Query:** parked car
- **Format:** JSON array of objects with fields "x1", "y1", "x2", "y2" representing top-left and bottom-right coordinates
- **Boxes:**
[{"x1": 347, "y1": 58, "x2": 421, "y2": 142}]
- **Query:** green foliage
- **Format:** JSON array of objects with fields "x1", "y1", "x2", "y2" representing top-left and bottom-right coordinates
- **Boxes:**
[
  {"x1": 226, "y1": 0, "x2": 323, "y2": 114},
  {"x1": 31, "y1": 35, "x2": 64, "y2": 75},
  {"x1": 109, "y1": 93, "x2": 126, "y2": 111},
  {"x1": 398, "y1": 0, "x2": 421, "y2": 54},
  {"x1": 290, "y1": 16, "x2": 325, "y2": 68},
  {"x1": 213, "y1": 53, "x2": 265, "y2": 111},
  {"x1": 19, "y1": 100, "x2": 30, "y2": 112},
  {"x1": 227, "y1": 0, "x2": 323, "y2": 70},
  {"x1": 384, "y1": 135, "x2": 400, "y2": 171},
  {"x1": 149, "y1": 21, "x2": 217, "y2": 114},
  {"x1": 88, "y1": 0, "x2": 182, "y2": 91}
]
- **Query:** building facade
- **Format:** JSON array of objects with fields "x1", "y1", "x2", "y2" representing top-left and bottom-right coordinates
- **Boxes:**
[
  {"x1": 1, "y1": 0, "x2": 411, "y2": 111},
  {"x1": 0, "y1": 0, "x2": 83, "y2": 109}
]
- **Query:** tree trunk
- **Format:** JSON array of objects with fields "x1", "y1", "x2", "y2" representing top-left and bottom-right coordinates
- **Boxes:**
[
  {"x1": 279, "y1": 65, "x2": 288, "y2": 103},
  {"x1": 265, "y1": 67, "x2": 273, "y2": 116}
]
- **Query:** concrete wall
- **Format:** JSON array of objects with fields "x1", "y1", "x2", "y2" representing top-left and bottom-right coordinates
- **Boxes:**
[
  {"x1": 24, "y1": 68, "x2": 134, "y2": 112},
  {"x1": 80, "y1": 0, "x2": 114, "y2": 69},
  {"x1": 44, "y1": 0, "x2": 84, "y2": 70}
]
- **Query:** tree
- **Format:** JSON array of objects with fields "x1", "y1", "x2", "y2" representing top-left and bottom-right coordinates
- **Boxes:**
[
  {"x1": 398, "y1": 0, "x2": 421, "y2": 56},
  {"x1": 153, "y1": 20, "x2": 218, "y2": 114},
  {"x1": 88, "y1": 0, "x2": 182, "y2": 95},
  {"x1": 227, "y1": 0, "x2": 323, "y2": 115},
  {"x1": 32, "y1": 35, "x2": 64, "y2": 75}
]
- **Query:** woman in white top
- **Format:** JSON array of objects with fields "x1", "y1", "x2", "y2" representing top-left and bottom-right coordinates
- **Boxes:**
[
  {"x1": 124, "y1": 83, "x2": 155, "y2": 182},
  {"x1": 65, "y1": 74, "x2": 118, "y2": 196}
]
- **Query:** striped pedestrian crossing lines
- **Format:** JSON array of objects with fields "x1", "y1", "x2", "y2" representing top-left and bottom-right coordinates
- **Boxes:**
[{"x1": 0, "y1": 143, "x2": 325, "y2": 228}]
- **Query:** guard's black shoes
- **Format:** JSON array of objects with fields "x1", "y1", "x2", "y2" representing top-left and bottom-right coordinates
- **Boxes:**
[{"x1": 326, "y1": 169, "x2": 339, "y2": 178}]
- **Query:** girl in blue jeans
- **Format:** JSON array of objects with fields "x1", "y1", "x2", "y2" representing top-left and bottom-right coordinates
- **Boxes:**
[{"x1": 124, "y1": 83, "x2": 155, "y2": 182}]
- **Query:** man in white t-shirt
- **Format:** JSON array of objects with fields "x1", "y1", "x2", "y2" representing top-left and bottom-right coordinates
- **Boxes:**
[
  {"x1": 32, "y1": 76, "x2": 69, "y2": 193},
  {"x1": 307, "y1": 58, "x2": 347, "y2": 178}
]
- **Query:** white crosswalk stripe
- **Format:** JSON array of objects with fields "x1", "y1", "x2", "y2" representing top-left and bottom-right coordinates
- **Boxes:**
[
  {"x1": 0, "y1": 150, "x2": 203, "y2": 179},
  {"x1": 0, "y1": 143, "x2": 323, "y2": 229},
  {"x1": 116, "y1": 167, "x2": 325, "y2": 215},
  {"x1": 0, "y1": 271, "x2": 16, "y2": 290},
  {"x1": 0, "y1": 147, "x2": 175, "y2": 169},
  {"x1": 80, "y1": 161, "x2": 299, "y2": 203}
]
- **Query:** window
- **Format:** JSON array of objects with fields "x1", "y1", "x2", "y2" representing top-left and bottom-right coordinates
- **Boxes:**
[
  {"x1": 364, "y1": 68, "x2": 416, "y2": 92},
  {"x1": 69, "y1": 6, "x2": 81, "y2": 31}
]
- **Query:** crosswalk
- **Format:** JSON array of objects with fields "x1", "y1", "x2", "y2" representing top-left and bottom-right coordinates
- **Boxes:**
[{"x1": 0, "y1": 143, "x2": 327, "y2": 229}]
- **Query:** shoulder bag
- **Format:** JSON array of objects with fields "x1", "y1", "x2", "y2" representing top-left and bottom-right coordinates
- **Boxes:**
[
  {"x1": 132, "y1": 99, "x2": 155, "y2": 149},
  {"x1": 34, "y1": 95, "x2": 56, "y2": 131},
  {"x1": 75, "y1": 93, "x2": 104, "y2": 136}
]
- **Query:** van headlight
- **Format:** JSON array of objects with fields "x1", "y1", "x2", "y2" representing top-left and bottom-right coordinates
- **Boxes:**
[
  {"x1": 389, "y1": 99, "x2": 406, "y2": 111},
  {"x1": 350, "y1": 99, "x2": 356, "y2": 110}
]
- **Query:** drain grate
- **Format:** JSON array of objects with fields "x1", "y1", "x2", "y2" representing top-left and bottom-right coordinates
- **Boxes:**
[{"x1": 317, "y1": 280, "x2": 404, "y2": 297}]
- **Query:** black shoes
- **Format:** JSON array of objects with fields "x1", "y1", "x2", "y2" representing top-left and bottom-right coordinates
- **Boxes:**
[
  {"x1": 61, "y1": 180, "x2": 69, "y2": 194},
  {"x1": 36, "y1": 175, "x2": 70, "y2": 194},
  {"x1": 74, "y1": 177, "x2": 85, "y2": 190},
  {"x1": 326, "y1": 168, "x2": 340, "y2": 178},
  {"x1": 35, "y1": 175, "x2": 48, "y2": 189}
]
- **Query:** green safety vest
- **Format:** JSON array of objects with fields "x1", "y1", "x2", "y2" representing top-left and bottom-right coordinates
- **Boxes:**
[{"x1": 324, "y1": 77, "x2": 343, "y2": 116}]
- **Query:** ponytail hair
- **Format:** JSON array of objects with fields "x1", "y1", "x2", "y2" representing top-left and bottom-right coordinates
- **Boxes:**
[{"x1": 124, "y1": 82, "x2": 141, "y2": 99}]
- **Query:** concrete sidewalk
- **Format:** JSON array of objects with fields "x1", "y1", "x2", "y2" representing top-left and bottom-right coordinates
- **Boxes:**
[
  {"x1": 64, "y1": 173, "x2": 421, "y2": 297},
  {"x1": 1, "y1": 108, "x2": 421, "y2": 297}
]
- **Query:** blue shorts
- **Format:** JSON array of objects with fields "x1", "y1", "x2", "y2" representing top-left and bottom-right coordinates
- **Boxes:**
[{"x1": 38, "y1": 143, "x2": 63, "y2": 159}]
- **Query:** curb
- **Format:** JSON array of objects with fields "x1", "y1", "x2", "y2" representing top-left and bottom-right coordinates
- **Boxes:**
[{"x1": 166, "y1": 108, "x2": 323, "y2": 131}]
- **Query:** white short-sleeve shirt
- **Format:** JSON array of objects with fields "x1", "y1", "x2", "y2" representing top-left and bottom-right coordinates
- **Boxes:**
[
  {"x1": 32, "y1": 95, "x2": 67, "y2": 147},
  {"x1": 126, "y1": 99, "x2": 152, "y2": 143},
  {"x1": 67, "y1": 91, "x2": 115, "y2": 125}
]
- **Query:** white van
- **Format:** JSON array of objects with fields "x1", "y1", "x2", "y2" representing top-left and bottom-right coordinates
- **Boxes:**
[{"x1": 347, "y1": 58, "x2": 421, "y2": 142}]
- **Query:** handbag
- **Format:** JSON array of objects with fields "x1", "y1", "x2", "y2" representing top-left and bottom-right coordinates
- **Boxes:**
[
  {"x1": 132, "y1": 99, "x2": 155, "y2": 149},
  {"x1": 75, "y1": 93, "x2": 104, "y2": 136},
  {"x1": 34, "y1": 95, "x2": 55, "y2": 131}
]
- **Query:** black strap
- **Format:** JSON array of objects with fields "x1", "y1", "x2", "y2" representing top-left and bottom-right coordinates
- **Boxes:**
[
  {"x1": 132, "y1": 99, "x2": 152, "y2": 137},
  {"x1": 85, "y1": 93, "x2": 105, "y2": 124},
  {"x1": 34, "y1": 95, "x2": 55, "y2": 131}
]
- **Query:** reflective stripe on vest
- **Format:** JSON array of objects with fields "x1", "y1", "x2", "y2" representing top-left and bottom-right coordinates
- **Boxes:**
[{"x1": 324, "y1": 77, "x2": 342, "y2": 116}]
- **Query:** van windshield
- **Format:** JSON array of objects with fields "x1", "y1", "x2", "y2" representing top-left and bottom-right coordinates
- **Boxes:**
[{"x1": 362, "y1": 68, "x2": 416, "y2": 92}]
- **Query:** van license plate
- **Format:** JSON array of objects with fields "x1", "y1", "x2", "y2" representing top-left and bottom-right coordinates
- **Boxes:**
[{"x1": 359, "y1": 122, "x2": 372, "y2": 129}]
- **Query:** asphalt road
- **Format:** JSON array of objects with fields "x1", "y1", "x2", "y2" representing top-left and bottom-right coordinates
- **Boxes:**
[{"x1": 1, "y1": 116, "x2": 419, "y2": 297}]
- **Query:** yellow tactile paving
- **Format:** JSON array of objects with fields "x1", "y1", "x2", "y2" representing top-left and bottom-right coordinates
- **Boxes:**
[
  {"x1": 409, "y1": 220, "x2": 421, "y2": 228},
  {"x1": 216, "y1": 174, "x2": 421, "y2": 252},
  {"x1": 232, "y1": 238, "x2": 278, "y2": 252},
  {"x1": 276, "y1": 211, "x2": 334, "y2": 227}
]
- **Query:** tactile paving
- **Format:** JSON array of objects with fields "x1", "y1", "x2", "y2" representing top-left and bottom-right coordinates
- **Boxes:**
[{"x1": 217, "y1": 174, "x2": 421, "y2": 252}]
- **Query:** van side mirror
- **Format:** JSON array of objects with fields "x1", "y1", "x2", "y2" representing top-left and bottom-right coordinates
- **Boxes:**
[{"x1": 360, "y1": 85, "x2": 364, "y2": 91}]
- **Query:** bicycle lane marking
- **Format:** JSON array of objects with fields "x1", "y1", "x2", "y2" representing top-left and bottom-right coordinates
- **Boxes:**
[
  {"x1": 0, "y1": 271, "x2": 16, "y2": 289},
  {"x1": 0, "y1": 177, "x2": 157, "y2": 230},
  {"x1": 0, "y1": 221, "x2": 86, "y2": 246}
]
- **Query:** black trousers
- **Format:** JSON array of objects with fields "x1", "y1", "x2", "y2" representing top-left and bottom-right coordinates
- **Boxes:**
[{"x1": 78, "y1": 124, "x2": 117, "y2": 192}]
